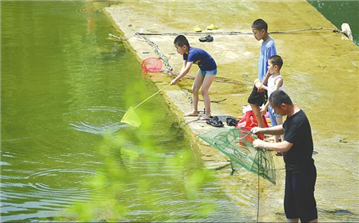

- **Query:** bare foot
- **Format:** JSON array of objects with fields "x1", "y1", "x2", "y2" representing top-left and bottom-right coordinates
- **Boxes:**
[
  {"x1": 185, "y1": 111, "x2": 199, "y2": 117},
  {"x1": 199, "y1": 115, "x2": 210, "y2": 120}
]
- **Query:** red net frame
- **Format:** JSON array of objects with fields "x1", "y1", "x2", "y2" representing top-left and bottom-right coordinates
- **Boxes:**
[{"x1": 141, "y1": 57, "x2": 163, "y2": 73}]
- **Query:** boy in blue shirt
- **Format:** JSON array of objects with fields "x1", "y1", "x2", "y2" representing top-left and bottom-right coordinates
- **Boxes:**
[
  {"x1": 248, "y1": 19, "x2": 277, "y2": 127},
  {"x1": 171, "y1": 35, "x2": 217, "y2": 120}
]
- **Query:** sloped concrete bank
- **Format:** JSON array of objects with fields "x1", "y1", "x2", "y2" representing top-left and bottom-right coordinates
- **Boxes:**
[{"x1": 102, "y1": 1, "x2": 359, "y2": 221}]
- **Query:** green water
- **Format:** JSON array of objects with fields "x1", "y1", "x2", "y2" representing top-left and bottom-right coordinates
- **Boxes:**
[
  {"x1": 0, "y1": 2, "x2": 250, "y2": 222},
  {"x1": 308, "y1": 0, "x2": 359, "y2": 46}
]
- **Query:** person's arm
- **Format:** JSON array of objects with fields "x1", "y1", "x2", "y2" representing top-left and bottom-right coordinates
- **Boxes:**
[
  {"x1": 261, "y1": 70, "x2": 271, "y2": 85},
  {"x1": 260, "y1": 101, "x2": 269, "y2": 116},
  {"x1": 254, "y1": 78, "x2": 267, "y2": 93},
  {"x1": 253, "y1": 139, "x2": 293, "y2": 153},
  {"x1": 180, "y1": 60, "x2": 187, "y2": 73},
  {"x1": 171, "y1": 61, "x2": 193, "y2": 85},
  {"x1": 257, "y1": 70, "x2": 271, "y2": 92},
  {"x1": 274, "y1": 77, "x2": 283, "y2": 91},
  {"x1": 252, "y1": 124, "x2": 284, "y2": 135}
]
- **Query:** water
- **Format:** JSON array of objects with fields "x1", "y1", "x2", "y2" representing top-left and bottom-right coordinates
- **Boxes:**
[
  {"x1": 308, "y1": 0, "x2": 359, "y2": 46},
  {"x1": 0, "y1": 2, "x2": 251, "y2": 222}
]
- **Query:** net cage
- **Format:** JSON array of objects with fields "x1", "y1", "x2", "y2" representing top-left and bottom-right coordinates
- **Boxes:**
[
  {"x1": 141, "y1": 57, "x2": 162, "y2": 73},
  {"x1": 199, "y1": 128, "x2": 276, "y2": 184}
]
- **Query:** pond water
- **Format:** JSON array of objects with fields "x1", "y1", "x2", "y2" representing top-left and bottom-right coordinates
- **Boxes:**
[
  {"x1": 307, "y1": 0, "x2": 359, "y2": 46},
  {"x1": 1, "y1": 1, "x2": 253, "y2": 222}
]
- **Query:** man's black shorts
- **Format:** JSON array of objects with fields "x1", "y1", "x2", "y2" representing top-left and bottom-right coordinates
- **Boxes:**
[
  {"x1": 247, "y1": 86, "x2": 266, "y2": 106},
  {"x1": 284, "y1": 164, "x2": 318, "y2": 222}
]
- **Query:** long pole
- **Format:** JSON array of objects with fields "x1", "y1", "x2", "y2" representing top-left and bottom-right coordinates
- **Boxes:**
[{"x1": 133, "y1": 83, "x2": 171, "y2": 109}]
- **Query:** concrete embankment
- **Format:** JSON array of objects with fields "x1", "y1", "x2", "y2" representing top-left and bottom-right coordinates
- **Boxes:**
[{"x1": 102, "y1": 1, "x2": 359, "y2": 221}]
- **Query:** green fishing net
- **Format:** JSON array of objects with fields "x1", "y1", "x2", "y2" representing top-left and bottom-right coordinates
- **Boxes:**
[
  {"x1": 199, "y1": 128, "x2": 276, "y2": 185},
  {"x1": 121, "y1": 106, "x2": 141, "y2": 127},
  {"x1": 120, "y1": 84, "x2": 171, "y2": 128}
]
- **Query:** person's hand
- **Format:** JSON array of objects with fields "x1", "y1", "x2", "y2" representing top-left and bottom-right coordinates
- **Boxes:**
[
  {"x1": 253, "y1": 139, "x2": 264, "y2": 148},
  {"x1": 254, "y1": 79, "x2": 262, "y2": 89},
  {"x1": 170, "y1": 78, "x2": 177, "y2": 85},
  {"x1": 260, "y1": 107, "x2": 267, "y2": 116},
  {"x1": 251, "y1": 127, "x2": 262, "y2": 134},
  {"x1": 257, "y1": 85, "x2": 265, "y2": 93}
]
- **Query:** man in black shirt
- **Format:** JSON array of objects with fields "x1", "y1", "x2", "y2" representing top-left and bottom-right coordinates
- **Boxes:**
[{"x1": 252, "y1": 90, "x2": 318, "y2": 223}]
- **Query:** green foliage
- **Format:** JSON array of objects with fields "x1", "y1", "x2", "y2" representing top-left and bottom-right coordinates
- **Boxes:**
[{"x1": 62, "y1": 130, "x2": 217, "y2": 221}]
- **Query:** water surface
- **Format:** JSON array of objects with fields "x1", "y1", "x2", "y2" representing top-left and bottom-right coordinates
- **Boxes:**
[
  {"x1": 308, "y1": 0, "x2": 359, "y2": 45},
  {"x1": 1, "y1": 1, "x2": 252, "y2": 222}
]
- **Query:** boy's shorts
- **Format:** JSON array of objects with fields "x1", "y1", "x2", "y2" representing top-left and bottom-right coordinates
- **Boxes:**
[
  {"x1": 284, "y1": 164, "x2": 318, "y2": 222},
  {"x1": 247, "y1": 86, "x2": 266, "y2": 106},
  {"x1": 200, "y1": 69, "x2": 217, "y2": 76}
]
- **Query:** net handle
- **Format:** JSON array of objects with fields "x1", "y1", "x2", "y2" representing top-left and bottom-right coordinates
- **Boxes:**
[{"x1": 133, "y1": 83, "x2": 171, "y2": 109}]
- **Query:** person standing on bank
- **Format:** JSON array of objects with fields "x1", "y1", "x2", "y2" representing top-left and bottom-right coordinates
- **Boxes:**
[
  {"x1": 248, "y1": 18, "x2": 277, "y2": 128},
  {"x1": 252, "y1": 90, "x2": 318, "y2": 223},
  {"x1": 171, "y1": 35, "x2": 217, "y2": 120}
]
